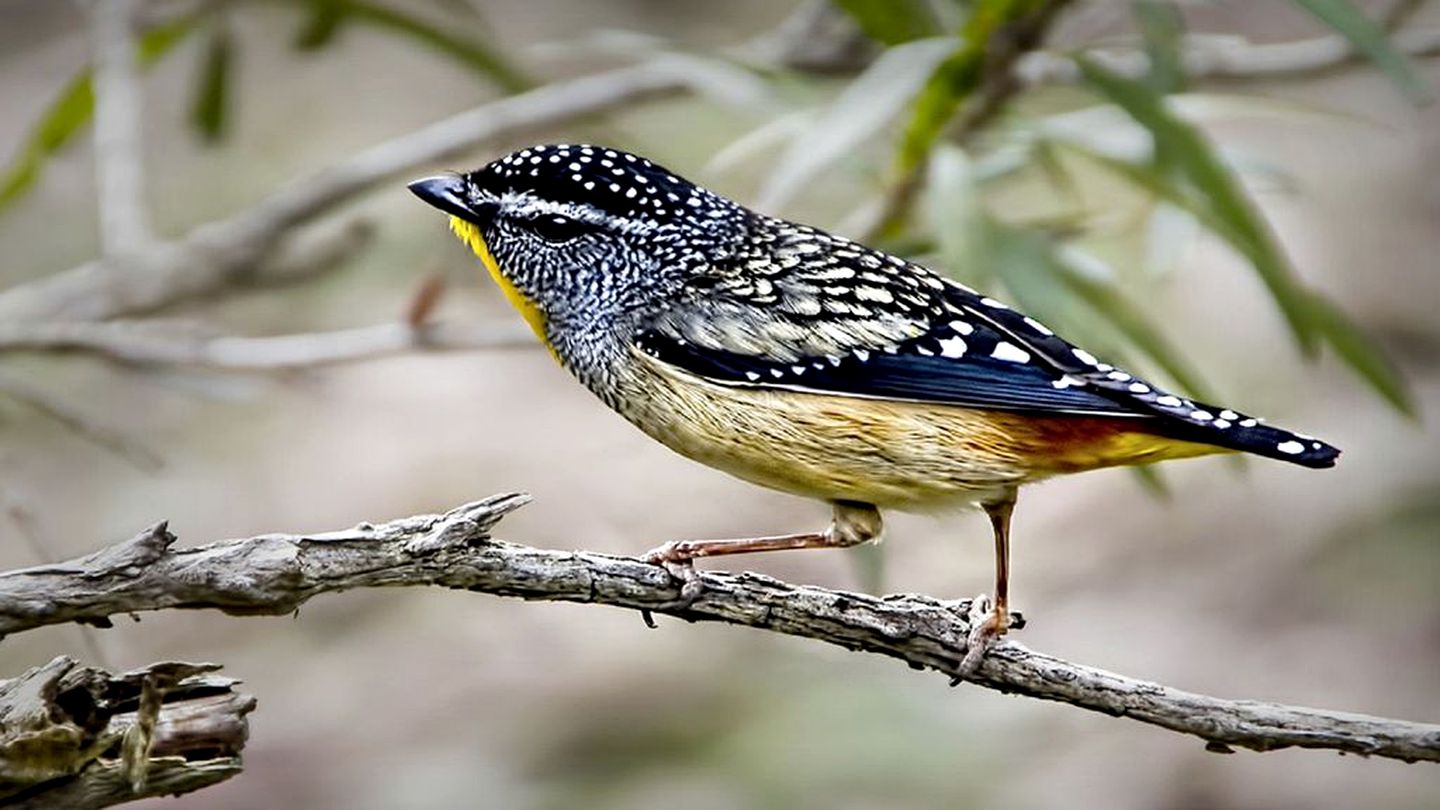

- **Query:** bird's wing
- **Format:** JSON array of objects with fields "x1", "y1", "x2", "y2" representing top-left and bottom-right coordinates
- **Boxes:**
[{"x1": 638, "y1": 220, "x2": 1339, "y2": 467}]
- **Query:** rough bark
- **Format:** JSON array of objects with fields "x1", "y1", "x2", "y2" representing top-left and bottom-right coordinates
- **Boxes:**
[
  {"x1": 0, "y1": 657, "x2": 253, "y2": 808},
  {"x1": 1, "y1": 493, "x2": 1435, "y2": 765}
]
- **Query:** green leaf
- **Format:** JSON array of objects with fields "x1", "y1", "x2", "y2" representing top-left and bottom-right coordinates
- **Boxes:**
[
  {"x1": 1293, "y1": 0, "x2": 1432, "y2": 104},
  {"x1": 896, "y1": 0, "x2": 1050, "y2": 175},
  {"x1": 1130, "y1": 464, "x2": 1172, "y2": 500},
  {"x1": 294, "y1": 0, "x2": 347, "y2": 50},
  {"x1": 1051, "y1": 251, "x2": 1216, "y2": 400},
  {"x1": 336, "y1": 0, "x2": 528, "y2": 92},
  {"x1": 1075, "y1": 57, "x2": 1321, "y2": 353},
  {"x1": 0, "y1": 16, "x2": 195, "y2": 215},
  {"x1": 758, "y1": 37, "x2": 956, "y2": 210},
  {"x1": 190, "y1": 20, "x2": 234, "y2": 143},
  {"x1": 922, "y1": 144, "x2": 990, "y2": 287},
  {"x1": 832, "y1": 0, "x2": 941, "y2": 45},
  {"x1": 1132, "y1": 0, "x2": 1186, "y2": 94},
  {"x1": 1303, "y1": 293, "x2": 1417, "y2": 417}
]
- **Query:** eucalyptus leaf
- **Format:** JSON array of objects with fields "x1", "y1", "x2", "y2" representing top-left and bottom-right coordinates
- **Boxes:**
[
  {"x1": 190, "y1": 21, "x2": 234, "y2": 143},
  {"x1": 1293, "y1": 0, "x2": 1432, "y2": 103},
  {"x1": 1076, "y1": 58, "x2": 1320, "y2": 353},
  {"x1": 832, "y1": 0, "x2": 941, "y2": 45},
  {"x1": 0, "y1": 16, "x2": 195, "y2": 215},
  {"x1": 1133, "y1": 0, "x2": 1186, "y2": 94},
  {"x1": 1303, "y1": 293, "x2": 1417, "y2": 417},
  {"x1": 757, "y1": 37, "x2": 956, "y2": 211},
  {"x1": 336, "y1": 0, "x2": 528, "y2": 92}
]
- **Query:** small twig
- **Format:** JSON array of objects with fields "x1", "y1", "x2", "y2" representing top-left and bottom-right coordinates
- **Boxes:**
[
  {"x1": 0, "y1": 370, "x2": 163, "y2": 471},
  {"x1": 0, "y1": 319, "x2": 534, "y2": 370},
  {"x1": 1, "y1": 493, "x2": 1437, "y2": 764},
  {"x1": 0, "y1": 59, "x2": 761, "y2": 324},
  {"x1": 1015, "y1": 26, "x2": 1440, "y2": 86},
  {"x1": 88, "y1": 0, "x2": 152, "y2": 257}
]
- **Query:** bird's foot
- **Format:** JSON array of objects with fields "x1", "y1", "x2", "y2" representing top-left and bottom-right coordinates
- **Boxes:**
[
  {"x1": 956, "y1": 594, "x2": 1019, "y2": 680},
  {"x1": 641, "y1": 540, "x2": 706, "y2": 608}
]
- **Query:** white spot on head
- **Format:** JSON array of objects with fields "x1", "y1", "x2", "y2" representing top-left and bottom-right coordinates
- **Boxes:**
[
  {"x1": 991, "y1": 341, "x2": 1031, "y2": 364},
  {"x1": 1276, "y1": 440, "x2": 1304, "y2": 455},
  {"x1": 939, "y1": 337, "x2": 968, "y2": 358}
]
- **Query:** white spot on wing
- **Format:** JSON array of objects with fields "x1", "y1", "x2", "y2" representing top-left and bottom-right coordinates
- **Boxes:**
[
  {"x1": 938, "y1": 337, "x2": 968, "y2": 358},
  {"x1": 1276, "y1": 440, "x2": 1304, "y2": 455},
  {"x1": 1022, "y1": 317, "x2": 1053, "y2": 336},
  {"x1": 991, "y1": 342, "x2": 1031, "y2": 363}
]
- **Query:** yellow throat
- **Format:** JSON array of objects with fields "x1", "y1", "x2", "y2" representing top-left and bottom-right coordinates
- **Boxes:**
[{"x1": 448, "y1": 217, "x2": 551, "y2": 350}]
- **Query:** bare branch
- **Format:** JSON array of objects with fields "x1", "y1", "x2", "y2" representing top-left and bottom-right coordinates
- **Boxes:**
[
  {"x1": 0, "y1": 318, "x2": 533, "y2": 370},
  {"x1": 1017, "y1": 26, "x2": 1440, "y2": 87},
  {"x1": 1, "y1": 493, "x2": 1436, "y2": 764},
  {"x1": 0, "y1": 656, "x2": 253, "y2": 808},
  {"x1": 0, "y1": 60, "x2": 759, "y2": 324},
  {"x1": 88, "y1": 0, "x2": 152, "y2": 257}
]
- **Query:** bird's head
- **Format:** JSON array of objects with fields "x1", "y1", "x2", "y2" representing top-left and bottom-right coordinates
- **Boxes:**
[{"x1": 409, "y1": 144, "x2": 746, "y2": 341}]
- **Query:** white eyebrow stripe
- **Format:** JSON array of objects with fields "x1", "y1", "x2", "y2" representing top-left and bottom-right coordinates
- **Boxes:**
[{"x1": 497, "y1": 192, "x2": 658, "y2": 235}]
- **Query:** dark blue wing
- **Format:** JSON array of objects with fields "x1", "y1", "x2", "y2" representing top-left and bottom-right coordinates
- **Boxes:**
[{"x1": 636, "y1": 314, "x2": 1132, "y2": 416}]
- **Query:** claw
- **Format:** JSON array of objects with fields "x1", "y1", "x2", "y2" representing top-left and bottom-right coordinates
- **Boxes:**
[
  {"x1": 955, "y1": 593, "x2": 1014, "y2": 680},
  {"x1": 641, "y1": 541, "x2": 705, "y2": 611}
]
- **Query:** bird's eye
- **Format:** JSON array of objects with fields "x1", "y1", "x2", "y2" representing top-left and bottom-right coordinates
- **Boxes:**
[{"x1": 529, "y1": 214, "x2": 588, "y2": 244}]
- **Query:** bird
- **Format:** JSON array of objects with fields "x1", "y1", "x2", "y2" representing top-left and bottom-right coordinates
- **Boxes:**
[{"x1": 408, "y1": 143, "x2": 1339, "y2": 674}]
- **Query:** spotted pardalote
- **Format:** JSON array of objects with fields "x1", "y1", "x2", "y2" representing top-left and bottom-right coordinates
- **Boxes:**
[{"x1": 409, "y1": 143, "x2": 1339, "y2": 674}]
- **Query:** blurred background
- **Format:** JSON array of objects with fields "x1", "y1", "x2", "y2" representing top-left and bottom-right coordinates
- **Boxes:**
[{"x1": 1, "y1": 0, "x2": 1438, "y2": 807}]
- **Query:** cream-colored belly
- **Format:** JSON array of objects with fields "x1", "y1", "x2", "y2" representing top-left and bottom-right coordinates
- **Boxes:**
[
  {"x1": 616, "y1": 352, "x2": 1223, "y2": 510},
  {"x1": 620, "y1": 356, "x2": 1035, "y2": 510}
]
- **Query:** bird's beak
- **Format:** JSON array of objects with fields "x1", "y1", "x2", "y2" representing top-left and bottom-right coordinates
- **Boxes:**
[{"x1": 407, "y1": 175, "x2": 478, "y2": 221}]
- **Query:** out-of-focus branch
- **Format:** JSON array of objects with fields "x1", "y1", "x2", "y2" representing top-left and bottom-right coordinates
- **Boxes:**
[
  {"x1": 0, "y1": 371, "x2": 162, "y2": 470},
  {"x1": 1016, "y1": 26, "x2": 1440, "y2": 87},
  {"x1": 0, "y1": 59, "x2": 761, "y2": 323},
  {"x1": 2, "y1": 493, "x2": 1437, "y2": 764},
  {"x1": 0, "y1": 318, "x2": 534, "y2": 370},
  {"x1": 88, "y1": 0, "x2": 152, "y2": 258},
  {"x1": 0, "y1": 657, "x2": 253, "y2": 809}
]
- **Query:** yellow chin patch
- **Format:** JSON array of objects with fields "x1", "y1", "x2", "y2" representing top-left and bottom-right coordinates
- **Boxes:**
[{"x1": 448, "y1": 216, "x2": 551, "y2": 350}]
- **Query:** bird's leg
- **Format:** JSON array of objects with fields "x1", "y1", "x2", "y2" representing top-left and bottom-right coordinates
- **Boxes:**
[
  {"x1": 643, "y1": 501, "x2": 882, "y2": 603},
  {"x1": 960, "y1": 489, "x2": 1018, "y2": 677}
]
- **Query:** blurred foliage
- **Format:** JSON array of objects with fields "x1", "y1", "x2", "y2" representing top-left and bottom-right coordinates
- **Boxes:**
[
  {"x1": 0, "y1": 0, "x2": 524, "y2": 214},
  {"x1": 0, "y1": 0, "x2": 1425, "y2": 484},
  {"x1": 801, "y1": 0, "x2": 1422, "y2": 418}
]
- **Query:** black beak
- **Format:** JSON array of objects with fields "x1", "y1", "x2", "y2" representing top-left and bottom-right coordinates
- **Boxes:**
[{"x1": 408, "y1": 174, "x2": 478, "y2": 221}]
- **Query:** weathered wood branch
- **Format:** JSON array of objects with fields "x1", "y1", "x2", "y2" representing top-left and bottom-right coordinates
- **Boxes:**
[
  {"x1": 0, "y1": 59, "x2": 760, "y2": 324},
  {"x1": 0, "y1": 656, "x2": 253, "y2": 809},
  {"x1": 0, "y1": 318, "x2": 534, "y2": 371},
  {"x1": 1, "y1": 493, "x2": 1436, "y2": 764}
]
